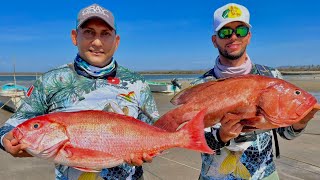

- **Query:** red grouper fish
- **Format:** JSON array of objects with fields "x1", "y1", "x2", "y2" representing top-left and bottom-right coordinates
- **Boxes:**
[
  {"x1": 13, "y1": 109, "x2": 213, "y2": 172},
  {"x1": 154, "y1": 74, "x2": 320, "y2": 132}
]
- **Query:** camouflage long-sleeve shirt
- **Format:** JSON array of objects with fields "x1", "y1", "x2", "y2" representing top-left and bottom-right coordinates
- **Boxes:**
[{"x1": 0, "y1": 63, "x2": 159, "y2": 180}]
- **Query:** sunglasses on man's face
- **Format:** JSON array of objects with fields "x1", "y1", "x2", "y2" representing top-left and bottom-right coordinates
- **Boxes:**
[{"x1": 217, "y1": 26, "x2": 249, "y2": 39}]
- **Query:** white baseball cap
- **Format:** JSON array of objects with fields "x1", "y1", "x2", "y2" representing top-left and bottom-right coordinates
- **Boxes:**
[{"x1": 213, "y1": 3, "x2": 251, "y2": 32}]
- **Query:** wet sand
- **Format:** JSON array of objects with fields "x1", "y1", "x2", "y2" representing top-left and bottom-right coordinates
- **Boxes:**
[{"x1": 0, "y1": 77, "x2": 319, "y2": 179}]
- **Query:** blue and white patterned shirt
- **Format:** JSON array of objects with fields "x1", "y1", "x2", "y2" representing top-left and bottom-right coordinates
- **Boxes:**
[{"x1": 0, "y1": 60, "x2": 159, "y2": 180}]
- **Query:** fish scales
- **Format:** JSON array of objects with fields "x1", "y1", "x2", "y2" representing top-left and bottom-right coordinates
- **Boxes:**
[
  {"x1": 154, "y1": 74, "x2": 319, "y2": 132},
  {"x1": 13, "y1": 109, "x2": 213, "y2": 171}
]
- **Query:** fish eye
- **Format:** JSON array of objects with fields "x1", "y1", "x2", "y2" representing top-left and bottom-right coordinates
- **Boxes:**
[
  {"x1": 33, "y1": 123, "x2": 40, "y2": 129},
  {"x1": 295, "y1": 90, "x2": 301, "y2": 95}
]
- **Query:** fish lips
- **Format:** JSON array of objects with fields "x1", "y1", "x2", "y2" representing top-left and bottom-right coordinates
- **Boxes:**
[
  {"x1": 258, "y1": 96, "x2": 317, "y2": 127},
  {"x1": 13, "y1": 127, "x2": 24, "y2": 142},
  {"x1": 295, "y1": 96, "x2": 317, "y2": 117},
  {"x1": 12, "y1": 126, "x2": 68, "y2": 158}
]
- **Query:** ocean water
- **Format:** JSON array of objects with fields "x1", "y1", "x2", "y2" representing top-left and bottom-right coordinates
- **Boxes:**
[
  {"x1": 1, "y1": 75, "x2": 319, "y2": 101},
  {"x1": 0, "y1": 76, "x2": 37, "y2": 82},
  {"x1": 142, "y1": 74, "x2": 201, "y2": 81},
  {"x1": 0, "y1": 74, "x2": 199, "y2": 82}
]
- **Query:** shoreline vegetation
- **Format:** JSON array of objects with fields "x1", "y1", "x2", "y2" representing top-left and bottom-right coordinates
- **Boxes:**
[{"x1": 1, "y1": 70, "x2": 320, "y2": 76}]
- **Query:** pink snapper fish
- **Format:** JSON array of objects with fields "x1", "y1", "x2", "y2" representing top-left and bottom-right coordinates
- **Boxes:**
[{"x1": 13, "y1": 110, "x2": 213, "y2": 172}]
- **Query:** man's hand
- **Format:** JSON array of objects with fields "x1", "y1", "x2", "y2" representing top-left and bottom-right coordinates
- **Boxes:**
[
  {"x1": 125, "y1": 153, "x2": 152, "y2": 166},
  {"x1": 292, "y1": 109, "x2": 318, "y2": 131},
  {"x1": 2, "y1": 131, "x2": 32, "y2": 158},
  {"x1": 219, "y1": 113, "x2": 244, "y2": 143}
]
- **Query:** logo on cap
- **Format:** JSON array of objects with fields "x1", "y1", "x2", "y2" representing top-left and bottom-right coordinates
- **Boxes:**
[
  {"x1": 222, "y1": 5, "x2": 242, "y2": 19},
  {"x1": 82, "y1": 5, "x2": 110, "y2": 17}
]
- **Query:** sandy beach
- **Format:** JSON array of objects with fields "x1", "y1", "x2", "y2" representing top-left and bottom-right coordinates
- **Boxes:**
[{"x1": 0, "y1": 77, "x2": 319, "y2": 179}]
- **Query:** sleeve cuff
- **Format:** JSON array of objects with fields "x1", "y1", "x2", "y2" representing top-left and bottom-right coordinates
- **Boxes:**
[{"x1": 214, "y1": 128, "x2": 230, "y2": 146}]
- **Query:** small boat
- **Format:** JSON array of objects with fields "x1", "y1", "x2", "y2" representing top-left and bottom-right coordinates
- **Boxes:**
[
  {"x1": 0, "y1": 100, "x2": 16, "y2": 113},
  {"x1": 0, "y1": 83, "x2": 28, "y2": 111},
  {"x1": 0, "y1": 62, "x2": 28, "y2": 111},
  {"x1": 147, "y1": 78, "x2": 182, "y2": 93}
]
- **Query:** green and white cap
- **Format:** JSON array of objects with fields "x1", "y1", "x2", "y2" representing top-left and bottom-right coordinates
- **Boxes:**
[{"x1": 213, "y1": 3, "x2": 251, "y2": 32}]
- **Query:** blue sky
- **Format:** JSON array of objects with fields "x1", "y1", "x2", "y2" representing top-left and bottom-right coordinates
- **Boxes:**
[{"x1": 0, "y1": 0, "x2": 319, "y2": 72}]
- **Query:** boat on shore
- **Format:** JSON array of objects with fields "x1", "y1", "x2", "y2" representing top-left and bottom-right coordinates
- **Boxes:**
[
  {"x1": 0, "y1": 63, "x2": 29, "y2": 112},
  {"x1": 0, "y1": 83, "x2": 28, "y2": 111},
  {"x1": 147, "y1": 78, "x2": 182, "y2": 93}
]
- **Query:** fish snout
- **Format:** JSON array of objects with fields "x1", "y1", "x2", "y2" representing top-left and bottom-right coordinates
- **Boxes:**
[
  {"x1": 296, "y1": 96, "x2": 317, "y2": 116},
  {"x1": 13, "y1": 127, "x2": 24, "y2": 141}
]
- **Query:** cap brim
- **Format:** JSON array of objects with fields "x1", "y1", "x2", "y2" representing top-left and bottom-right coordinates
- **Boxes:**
[
  {"x1": 215, "y1": 20, "x2": 251, "y2": 32},
  {"x1": 77, "y1": 15, "x2": 116, "y2": 30}
]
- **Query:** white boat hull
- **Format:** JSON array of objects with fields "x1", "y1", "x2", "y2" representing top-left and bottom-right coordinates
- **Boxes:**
[{"x1": 147, "y1": 81, "x2": 181, "y2": 93}]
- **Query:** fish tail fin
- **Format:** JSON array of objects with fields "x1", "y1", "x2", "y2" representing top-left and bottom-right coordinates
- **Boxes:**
[
  {"x1": 179, "y1": 109, "x2": 214, "y2": 154},
  {"x1": 219, "y1": 151, "x2": 251, "y2": 179},
  {"x1": 234, "y1": 162, "x2": 251, "y2": 180},
  {"x1": 78, "y1": 172, "x2": 104, "y2": 180},
  {"x1": 219, "y1": 150, "x2": 237, "y2": 174}
]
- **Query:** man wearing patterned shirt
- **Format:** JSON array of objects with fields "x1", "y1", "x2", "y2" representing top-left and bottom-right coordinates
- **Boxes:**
[
  {"x1": 194, "y1": 3, "x2": 317, "y2": 180},
  {"x1": 0, "y1": 3, "x2": 159, "y2": 180}
]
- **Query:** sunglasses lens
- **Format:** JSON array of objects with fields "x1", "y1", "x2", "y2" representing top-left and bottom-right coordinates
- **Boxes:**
[
  {"x1": 236, "y1": 26, "x2": 249, "y2": 37},
  {"x1": 218, "y1": 28, "x2": 233, "y2": 39},
  {"x1": 218, "y1": 26, "x2": 249, "y2": 39}
]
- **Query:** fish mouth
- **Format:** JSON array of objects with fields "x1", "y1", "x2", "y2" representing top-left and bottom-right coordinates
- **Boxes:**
[
  {"x1": 37, "y1": 139, "x2": 68, "y2": 159},
  {"x1": 256, "y1": 96, "x2": 317, "y2": 127},
  {"x1": 296, "y1": 96, "x2": 317, "y2": 116},
  {"x1": 14, "y1": 129, "x2": 68, "y2": 159},
  {"x1": 13, "y1": 127, "x2": 24, "y2": 141}
]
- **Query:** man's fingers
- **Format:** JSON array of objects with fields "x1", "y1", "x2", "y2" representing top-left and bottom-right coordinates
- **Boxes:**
[
  {"x1": 129, "y1": 153, "x2": 143, "y2": 166},
  {"x1": 4, "y1": 142, "x2": 23, "y2": 155},
  {"x1": 131, "y1": 158, "x2": 143, "y2": 166},
  {"x1": 126, "y1": 153, "x2": 152, "y2": 166},
  {"x1": 221, "y1": 113, "x2": 242, "y2": 127},
  {"x1": 4, "y1": 131, "x2": 14, "y2": 141},
  {"x1": 14, "y1": 150, "x2": 33, "y2": 158},
  {"x1": 232, "y1": 124, "x2": 243, "y2": 134},
  {"x1": 10, "y1": 139, "x2": 20, "y2": 146},
  {"x1": 142, "y1": 153, "x2": 152, "y2": 163}
]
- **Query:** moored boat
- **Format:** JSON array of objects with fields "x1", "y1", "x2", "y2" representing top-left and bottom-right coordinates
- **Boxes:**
[
  {"x1": 0, "y1": 83, "x2": 27, "y2": 111},
  {"x1": 147, "y1": 78, "x2": 182, "y2": 93}
]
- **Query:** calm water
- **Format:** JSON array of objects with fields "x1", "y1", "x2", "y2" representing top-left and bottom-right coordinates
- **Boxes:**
[
  {"x1": 142, "y1": 74, "x2": 201, "y2": 81},
  {"x1": 1, "y1": 75, "x2": 319, "y2": 101},
  {"x1": 0, "y1": 76, "x2": 37, "y2": 82},
  {"x1": 0, "y1": 74, "x2": 301, "y2": 82}
]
